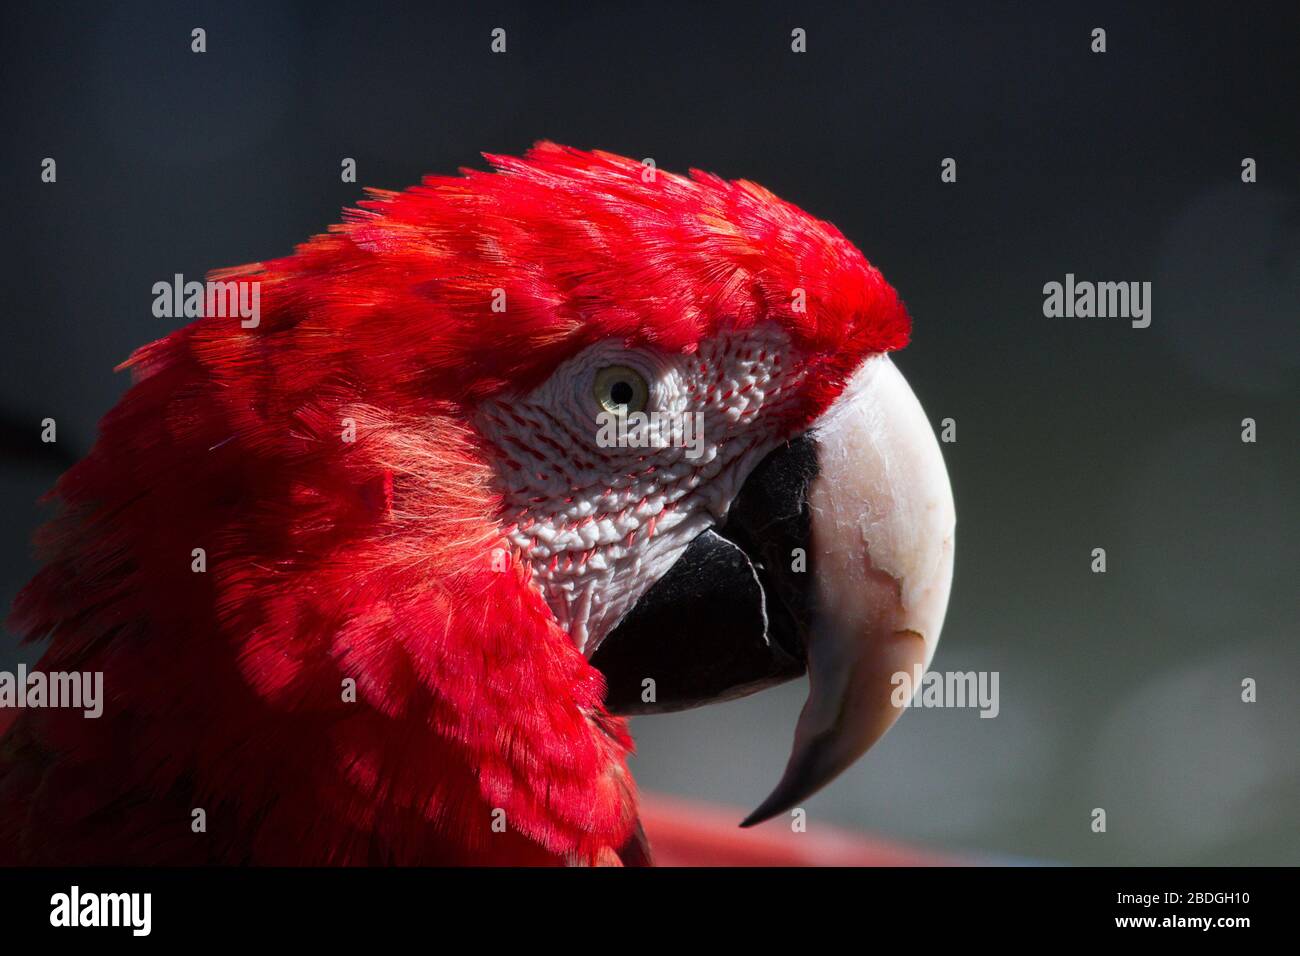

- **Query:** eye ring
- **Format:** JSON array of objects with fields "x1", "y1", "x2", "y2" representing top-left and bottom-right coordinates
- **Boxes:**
[{"x1": 593, "y1": 365, "x2": 650, "y2": 415}]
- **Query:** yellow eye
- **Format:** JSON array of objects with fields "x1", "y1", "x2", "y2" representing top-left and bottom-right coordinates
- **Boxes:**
[{"x1": 594, "y1": 365, "x2": 649, "y2": 415}]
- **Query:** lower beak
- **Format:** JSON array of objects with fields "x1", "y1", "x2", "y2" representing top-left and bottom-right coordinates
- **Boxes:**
[{"x1": 592, "y1": 354, "x2": 956, "y2": 825}]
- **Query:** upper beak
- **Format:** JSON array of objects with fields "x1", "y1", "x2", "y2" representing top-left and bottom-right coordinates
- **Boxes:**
[
  {"x1": 591, "y1": 354, "x2": 956, "y2": 826},
  {"x1": 741, "y1": 354, "x2": 955, "y2": 825}
]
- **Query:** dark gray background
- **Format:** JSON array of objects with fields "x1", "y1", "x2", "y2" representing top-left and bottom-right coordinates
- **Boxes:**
[{"x1": 1, "y1": 1, "x2": 1296, "y2": 864}]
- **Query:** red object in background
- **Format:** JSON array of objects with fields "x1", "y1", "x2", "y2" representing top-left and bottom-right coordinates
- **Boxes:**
[{"x1": 639, "y1": 793, "x2": 958, "y2": 866}]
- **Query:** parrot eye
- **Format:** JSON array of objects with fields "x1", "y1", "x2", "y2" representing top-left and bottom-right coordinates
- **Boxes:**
[{"x1": 593, "y1": 365, "x2": 649, "y2": 415}]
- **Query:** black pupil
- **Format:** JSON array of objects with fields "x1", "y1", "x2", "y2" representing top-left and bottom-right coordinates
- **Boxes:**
[{"x1": 610, "y1": 380, "x2": 634, "y2": 406}]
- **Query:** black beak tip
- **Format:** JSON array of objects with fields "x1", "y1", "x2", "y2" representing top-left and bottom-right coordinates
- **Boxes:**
[
  {"x1": 738, "y1": 786, "x2": 796, "y2": 829},
  {"x1": 737, "y1": 810, "x2": 767, "y2": 829}
]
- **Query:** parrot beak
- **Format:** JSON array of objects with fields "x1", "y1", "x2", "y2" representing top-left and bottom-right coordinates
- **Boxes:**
[
  {"x1": 592, "y1": 354, "x2": 955, "y2": 825},
  {"x1": 741, "y1": 354, "x2": 955, "y2": 825}
]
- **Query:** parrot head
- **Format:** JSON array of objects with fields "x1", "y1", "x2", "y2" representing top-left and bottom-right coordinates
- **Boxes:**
[{"x1": 8, "y1": 142, "x2": 954, "y2": 864}]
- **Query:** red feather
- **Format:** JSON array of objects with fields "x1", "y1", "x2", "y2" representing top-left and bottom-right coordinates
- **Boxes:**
[{"x1": 2, "y1": 143, "x2": 909, "y2": 865}]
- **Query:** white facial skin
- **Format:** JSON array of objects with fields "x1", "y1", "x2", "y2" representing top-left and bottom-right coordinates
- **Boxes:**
[
  {"x1": 477, "y1": 325, "x2": 806, "y2": 654},
  {"x1": 480, "y1": 334, "x2": 956, "y2": 821}
]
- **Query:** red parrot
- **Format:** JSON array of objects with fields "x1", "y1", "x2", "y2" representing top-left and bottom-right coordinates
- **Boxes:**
[{"x1": 0, "y1": 143, "x2": 955, "y2": 866}]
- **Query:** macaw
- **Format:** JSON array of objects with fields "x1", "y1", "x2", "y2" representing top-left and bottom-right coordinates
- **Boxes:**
[{"x1": 0, "y1": 143, "x2": 955, "y2": 866}]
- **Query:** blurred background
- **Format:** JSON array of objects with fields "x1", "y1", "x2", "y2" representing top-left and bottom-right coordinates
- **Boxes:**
[{"x1": 1, "y1": 0, "x2": 1296, "y2": 864}]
